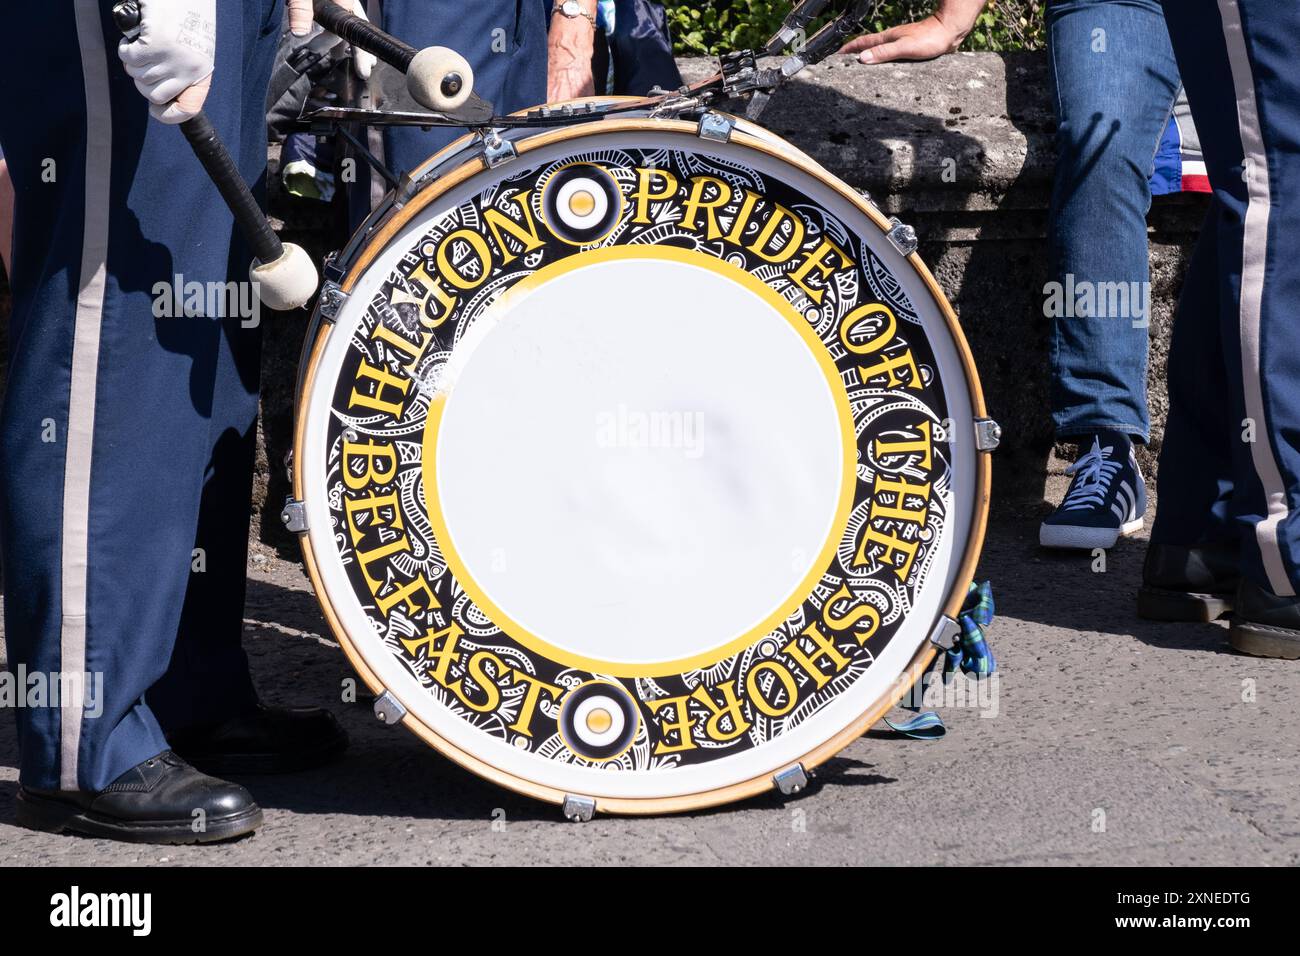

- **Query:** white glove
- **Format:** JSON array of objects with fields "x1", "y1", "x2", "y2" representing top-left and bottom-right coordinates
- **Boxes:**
[
  {"x1": 118, "y1": 0, "x2": 217, "y2": 124},
  {"x1": 287, "y1": 0, "x2": 375, "y2": 80}
]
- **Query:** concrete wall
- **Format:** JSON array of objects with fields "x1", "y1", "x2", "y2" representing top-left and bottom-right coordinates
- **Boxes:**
[{"x1": 0, "y1": 52, "x2": 1207, "y2": 546}]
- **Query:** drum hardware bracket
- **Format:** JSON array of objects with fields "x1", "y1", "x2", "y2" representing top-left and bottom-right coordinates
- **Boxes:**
[
  {"x1": 478, "y1": 129, "x2": 517, "y2": 168},
  {"x1": 697, "y1": 111, "x2": 735, "y2": 144},
  {"x1": 561, "y1": 794, "x2": 596, "y2": 823},
  {"x1": 280, "y1": 498, "x2": 309, "y2": 534},
  {"x1": 773, "y1": 763, "x2": 810, "y2": 796},
  {"x1": 886, "y1": 218, "x2": 919, "y2": 257},
  {"x1": 974, "y1": 418, "x2": 1003, "y2": 451},
  {"x1": 322, "y1": 249, "x2": 344, "y2": 284},
  {"x1": 317, "y1": 280, "x2": 348, "y2": 322},
  {"x1": 929, "y1": 615, "x2": 961, "y2": 650},
  {"x1": 373, "y1": 690, "x2": 407, "y2": 725}
]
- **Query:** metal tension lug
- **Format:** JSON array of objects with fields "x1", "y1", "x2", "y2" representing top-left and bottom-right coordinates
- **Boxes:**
[
  {"x1": 561, "y1": 794, "x2": 596, "y2": 823},
  {"x1": 481, "y1": 129, "x2": 517, "y2": 168},
  {"x1": 929, "y1": 615, "x2": 961, "y2": 650},
  {"x1": 697, "y1": 111, "x2": 735, "y2": 143},
  {"x1": 280, "y1": 498, "x2": 308, "y2": 534},
  {"x1": 773, "y1": 763, "x2": 809, "y2": 796},
  {"x1": 317, "y1": 280, "x2": 347, "y2": 323},
  {"x1": 974, "y1": 418, "x2": 1003, "y2": 452},
  {"x1": 373, "y1": 690, "x2": 407, "y2": 726},
  {"x1": 886, "y1": 217, "x2": 918, "y2": 256}
]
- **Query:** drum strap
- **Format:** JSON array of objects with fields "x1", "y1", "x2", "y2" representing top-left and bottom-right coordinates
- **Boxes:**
[{"x1": 883, "y1": 582, "x2": 997, "y2": 740}]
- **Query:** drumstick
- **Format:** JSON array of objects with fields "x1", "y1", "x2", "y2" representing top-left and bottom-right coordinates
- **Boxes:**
[
  {"x1": 311, "y1": 0, "x2": 475, "y2": 113},
  {"x1": 112, "y1": 1, "x2": 318, "y2": 311}
]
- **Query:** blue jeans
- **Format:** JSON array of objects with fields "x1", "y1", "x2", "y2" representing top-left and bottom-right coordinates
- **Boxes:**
[{"x1": 1046, "y1": 0, "x2": 1182, "y2": 443}]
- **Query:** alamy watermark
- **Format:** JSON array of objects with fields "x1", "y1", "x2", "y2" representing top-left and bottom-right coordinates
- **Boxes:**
[
  {"x1": 152, "y1": 274, "x2": 260, "y2": 328},
  {"x1": 1043, "y1": 274, "x2": 1151, "y2": 329},
  {"x1": 0, "y1": 667, "x2": 103, "y2": 718},
  {"x1": 595, "y1": 403, "x2": 705, "y2": 459}
]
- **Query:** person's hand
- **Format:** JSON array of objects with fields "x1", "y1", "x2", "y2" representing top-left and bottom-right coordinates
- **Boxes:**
[
  {"x1": 117, "y1": 0, "x2": 216, "y2": 123},
  {"x1": 547, "y1": 2, "x2": 597, "y2": 102},
  {"x1": 286, "y1": 0, "x2": 375, "y2": 80},
  {"x1": 839, "y1": 14, "x2": 971, "y2": 64}
]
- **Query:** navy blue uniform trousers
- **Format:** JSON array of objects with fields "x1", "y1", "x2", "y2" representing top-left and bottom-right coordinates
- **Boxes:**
[
  {"x1": 1151, "y1": 0, "x2": 1300, "y2": 598},
  {"x1": 0, "y1": 0, "x2": 281, "y2": 792},
  {"x1": 361, "y1": 0, "x2": 547, "y2": 191}
]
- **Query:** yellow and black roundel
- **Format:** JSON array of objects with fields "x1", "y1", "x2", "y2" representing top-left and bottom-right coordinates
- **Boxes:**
[
  {"x1": 541, "y1": 163, "x2": 623, "y2": 246},
  {"x1": 558, "y1": 681, "x2": 640, "y2": 762}
]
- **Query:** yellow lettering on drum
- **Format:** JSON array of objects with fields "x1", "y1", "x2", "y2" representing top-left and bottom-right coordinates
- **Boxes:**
[
  {"x1": 680, "y1": 175, "x2": 731, "y2": 239},
  {"x1": 744, "y1": 659, "x2": 798, "y2": 717},
  {"x1": 435, "y1": 227, "x2": 494, "y2": 291},
  {"x1": 354, "y1": 534, "x2": 412, "y2": 594},
  {"x1": 630, "y1": 167, "x2": 678, "y2": 224},
  {"x1": 854, "y1": 525, "x2": 921, "y2": 582},
  {"x1": 458, "y1": 650, "x2": 505, "y2": 713},
  {"x1": 873, "y1": 420, "x2": 933, "y2": 470},
  {"x1": 344, "y1": 490, "x2": 402, "y2": 541},
  {"x1": 508, "y1": 670, "x2": 562, "y2": 737},
  {"x1": 646, "y1": 694, "x2": 697, "y2": 754},
  {"x1": 782, "y1": 623, "x2": 850, "y2": 690},
  {"x1": 374, "y1": 572, "x2": 439, "y2": 617},
  {"x1": 788, "y1": 237, "x2": 852, "y2": 305},
  {"x1": 390, "y1": 258, "x2": 458, "y2": 328},
  {"x1": 349, "y1": 360, "x2": 410, "y2": 417},
  {"x1": 839, "y1": 301, "x2": 897, "y2": 355},
  {"x1": 689, "y1": 680, "x2": 751, "y2": 742},
  {"x1": 370, "y1": 320, "x2": 433, "y2": 374},
  {"x1": 821, "y1": 581, "x2": 881, "y2": 644},
  {"x1": 483, "y1": 190, "x2": 545, "y2": 265},
  {"x1": 402, "y1": 621, "x2": 463, "y2": 688},
  {"x1": 859, "y1": 349, "x2": 924, "y2": 390},
  {"x1": 870, "y1": 475, "x2": 932, "y2": 525},
  {"x1": 724, "y1": 189, "x2": 805, "y2": 264},
  {"x1": 342, "y1": 439, "x2": 398, "y2": 490}
]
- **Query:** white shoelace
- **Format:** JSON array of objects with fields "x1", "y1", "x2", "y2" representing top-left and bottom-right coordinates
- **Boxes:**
[{"x1": 1062, "y1": 438, "x2": 1123, "y2": 510}]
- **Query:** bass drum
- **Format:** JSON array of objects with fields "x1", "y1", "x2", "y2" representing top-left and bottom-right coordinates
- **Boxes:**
[{"x1": 291, "y1": 115, "x2": 993, "y2": 814}]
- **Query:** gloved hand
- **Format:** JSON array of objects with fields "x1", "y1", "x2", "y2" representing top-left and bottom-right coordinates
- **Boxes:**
[
  {"x1": 117, "y1": 0, "x2": 217, "y2": 124},
  {"x1": 287, "y1": 0, "x2": 375, "y2": 80}
]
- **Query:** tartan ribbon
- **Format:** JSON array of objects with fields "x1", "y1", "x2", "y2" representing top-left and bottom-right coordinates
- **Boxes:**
[
  {"x1": 944, "y1": 580, "x2": 997, "y2": 679},
  {"x1": 883, "y1": 581, "x2": 997, "y2": 740}
]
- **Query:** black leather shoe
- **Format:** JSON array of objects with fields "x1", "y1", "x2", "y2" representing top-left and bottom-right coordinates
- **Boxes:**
[
  {"x1": 169, "y1": 704, "x2": 349, "y2": 775},
  {"x1": 15, "y1": 751, "x2": 262, "y2": 844},
  {"x1": 1229, "y1": 579, "x2": 1300, "y2": 659},
  {"x1": 1137, "y1": 543, "x2": 1239, "y2": 622}
]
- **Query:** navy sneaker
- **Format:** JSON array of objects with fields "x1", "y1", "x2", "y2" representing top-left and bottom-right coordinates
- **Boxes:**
[{"x1": 1040, "y1": 432, "x2": 1146, "y2": 550}]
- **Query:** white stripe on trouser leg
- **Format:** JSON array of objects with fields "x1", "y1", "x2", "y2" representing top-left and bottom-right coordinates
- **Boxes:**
[
  {"x1": 1216, "y1": 0, "x2": 1294, "y2": 597},
  {"x1": 367, "y1": 0, "x2": 385, "y2": 212},
  {"x1": 63, "y1": 0, "x2": 113, "y2": 789}
]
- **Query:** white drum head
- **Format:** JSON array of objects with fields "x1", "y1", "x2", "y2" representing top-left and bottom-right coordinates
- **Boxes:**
[{"x1": 295, "y1": 122, "x2": 986, "y2": 808}]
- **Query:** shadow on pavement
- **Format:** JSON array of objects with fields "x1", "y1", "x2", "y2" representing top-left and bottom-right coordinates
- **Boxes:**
[{"x1": 977, "y1": 501, "x2": 1237, "y2": 654}]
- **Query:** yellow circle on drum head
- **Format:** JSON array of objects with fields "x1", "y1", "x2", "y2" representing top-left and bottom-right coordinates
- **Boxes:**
[
  {"x1": 585, "y1": 708, "x2": 613, "y2": 734},
  {"x1": 569, "y1": 189, "x2": 597, "y2": 217}
]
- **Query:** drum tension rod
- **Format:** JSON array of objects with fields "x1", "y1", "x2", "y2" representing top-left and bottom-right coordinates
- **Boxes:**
[
  {"x1": 774, "y1": 764, "x2": 810, "y2": 797},
  {"x1": 561, "y1": 794, "x2": 596, "y2": 823},
  {"x1": 317, "y1": 281, "x2": 349, "y2": 323},
  {"x1": 373, "y1": 691, "x2": 407, "y2": 726},
  {"x1": 974, "y1": 419, "x2": 1003, "y2": 451},
  {"x1": 281, "y1": 499, "x2": 308, "y2": 534}
]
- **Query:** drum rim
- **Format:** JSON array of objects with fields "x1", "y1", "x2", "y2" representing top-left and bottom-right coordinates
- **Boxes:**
[{"x1": 292, "y1": 117, "x2": 992, "y2": 814}]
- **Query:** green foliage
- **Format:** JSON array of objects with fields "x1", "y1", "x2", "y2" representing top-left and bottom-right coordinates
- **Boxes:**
[{"x1": 664, "y1": 1, "x2": 1044, "y2": 56}]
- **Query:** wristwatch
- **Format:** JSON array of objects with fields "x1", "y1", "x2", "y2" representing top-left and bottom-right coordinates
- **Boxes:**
[{"x1": 551, "y1": 0, "x2": 596, "y2": 27}]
